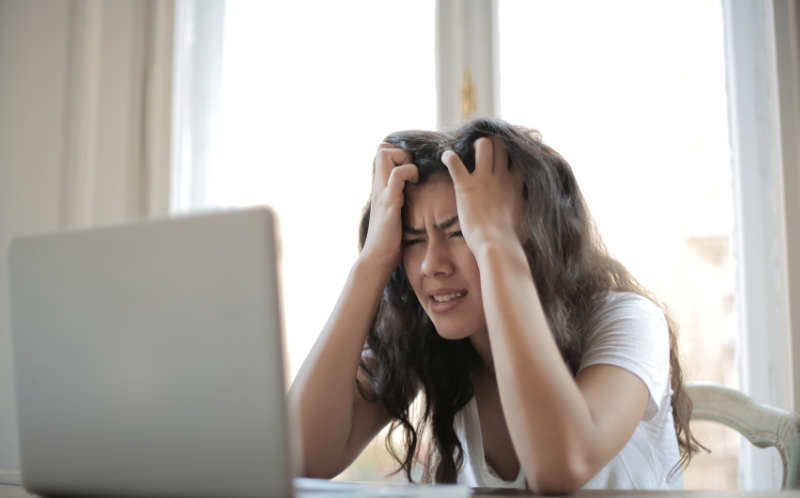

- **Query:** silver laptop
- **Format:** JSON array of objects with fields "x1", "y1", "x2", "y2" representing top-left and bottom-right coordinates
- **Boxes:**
[{"x1": 8, "y1": 208, "x2": 296, "y2": 498}]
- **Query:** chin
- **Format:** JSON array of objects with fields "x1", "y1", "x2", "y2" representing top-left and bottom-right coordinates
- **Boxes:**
[{"x1": 431, "y1": 321, "x2": 475, "y2": 341}]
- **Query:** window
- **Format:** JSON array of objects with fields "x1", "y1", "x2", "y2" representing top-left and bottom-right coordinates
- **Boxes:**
[
  {"x1": 498, "y1": 0, "x2": 737, "y2": 488},
  {"x1": 173, "y1": 0, "x2": 795, "y2": 487},
  {"x1": 175, "y1": 0, "x2": 436, "y2": 385}
]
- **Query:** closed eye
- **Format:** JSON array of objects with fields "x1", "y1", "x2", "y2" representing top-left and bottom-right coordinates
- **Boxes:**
[
  {"x1": 450, "y1": 230, "x2": 463, "y2": 238},
  {"x1": 403, "y1": 239, "x2": 423, "y2": 246}
]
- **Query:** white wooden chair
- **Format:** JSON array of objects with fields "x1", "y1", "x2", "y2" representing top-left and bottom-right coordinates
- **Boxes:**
[{"x1": 686, "y1": 381, "x2": 800, "y2": 490}]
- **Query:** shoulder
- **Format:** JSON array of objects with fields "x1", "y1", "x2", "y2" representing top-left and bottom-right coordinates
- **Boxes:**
[
  {"x1": 583, "y1": 292, "x2": 667, "y2": 345},
  {"x1": 580, "y1": 292, "x2": 671, "y2": 420},
  {"x1": 582, "y1": 290, "x2": 669, "y2": 350},
  {"x1": 593, "y1": 291, "x2": 666, "y2": 322}
]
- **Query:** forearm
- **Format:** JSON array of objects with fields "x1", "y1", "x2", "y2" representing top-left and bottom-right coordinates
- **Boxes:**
[
  {"x1": 474, "y1": 242, "x2": 598, "y2": 491},
  {"x1": 287, "y1": 257, "x2": 393, "y2": 476}
]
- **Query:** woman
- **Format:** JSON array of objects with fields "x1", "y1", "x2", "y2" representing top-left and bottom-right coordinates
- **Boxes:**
[{"x1": 287, "y1": 119, "x2": 700, "y2": 492}]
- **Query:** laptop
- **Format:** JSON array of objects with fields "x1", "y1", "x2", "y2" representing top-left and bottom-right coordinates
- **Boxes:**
[
  {"x1": 8, "y1": 208, "x2": 471, "y2": 498},
  {"x1": 8, "y1": 208, "x2": 297, "y2": 498}
]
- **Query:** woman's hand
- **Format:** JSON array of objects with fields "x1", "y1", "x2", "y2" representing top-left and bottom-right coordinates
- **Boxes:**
[
  {"x1": 291, "y1": 142, "x2": 416, "y2": 478},
  {"x1": 442, "y1": 137, "x2": 525, "y2": 255},
  {"x1": 359, "y1": 143, "x2": 419, "y2": 273}
]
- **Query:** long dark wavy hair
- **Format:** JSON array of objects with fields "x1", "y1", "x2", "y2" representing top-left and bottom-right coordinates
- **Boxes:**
[{"x1": 356, "y1": 118, "x2": 701, "y2": 483}]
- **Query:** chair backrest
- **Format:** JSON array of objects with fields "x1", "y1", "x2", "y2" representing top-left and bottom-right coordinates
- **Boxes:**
[{"x1": 686, "y1": 381, "x2": 800, "y2": 490}]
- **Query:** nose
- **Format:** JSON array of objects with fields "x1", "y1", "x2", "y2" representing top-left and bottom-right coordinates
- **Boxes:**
[{"x1": 420, "y1": 237, "x2": 453, "y2": 278}]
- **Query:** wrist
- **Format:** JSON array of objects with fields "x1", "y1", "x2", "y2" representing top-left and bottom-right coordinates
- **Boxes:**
[
  {"x1": 354, "y1": 253, "x2": 398, "y2": 285},
  {"x1": 472, "y1": 237, "x2": 528, "y2": 271}
]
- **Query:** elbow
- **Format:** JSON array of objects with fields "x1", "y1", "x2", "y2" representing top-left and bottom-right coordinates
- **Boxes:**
[
  {"x1": 300, "y1": 455, "x2": 344, "y2": 480},
  {"x1": 530, "y1": 477, "x2": 582, "y2": 496},
  {"x1": 301, "y1": 467, "x2": 339, "y2": 480},
  {"x1": 526, "y1": 453, "x2": 592, "y2": 495},
  {"x1": 299, "y1": 442, "x2": 348, "y2": 480}
]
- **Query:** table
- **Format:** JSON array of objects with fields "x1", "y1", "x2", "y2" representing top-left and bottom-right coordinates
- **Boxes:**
[{"x1": 2, "y1": 483, "x2": 798, "y2": 498}]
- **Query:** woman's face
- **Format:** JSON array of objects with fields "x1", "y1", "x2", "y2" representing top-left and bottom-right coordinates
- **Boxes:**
[{"x1": 402, "y1": 176, "x2": 487, "y2": 340}]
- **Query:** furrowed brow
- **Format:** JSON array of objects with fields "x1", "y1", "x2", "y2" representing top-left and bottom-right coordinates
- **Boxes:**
[
  {"x1": 402, "y1": 215, "x2": 459, "y2": 235},
  {"x1": 402, "y1": 225, "x2": 426, "y2": 235},
  {"x1": 434, "y1": 215, "x2": 459, "y2": 231}
]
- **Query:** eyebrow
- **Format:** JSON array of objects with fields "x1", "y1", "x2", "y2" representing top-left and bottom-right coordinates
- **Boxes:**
[{"x1": 402, "y1": 215, "x2": 459, "y2": 235}]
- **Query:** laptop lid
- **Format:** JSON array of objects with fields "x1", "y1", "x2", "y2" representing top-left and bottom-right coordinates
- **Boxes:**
[{"x1": 9, "y1": 208, "x2": 294, "y2": 498}]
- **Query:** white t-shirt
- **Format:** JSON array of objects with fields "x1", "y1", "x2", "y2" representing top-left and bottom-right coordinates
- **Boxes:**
[{"x1": 453, "y1": 292, "x2": 683, "y2": 490}]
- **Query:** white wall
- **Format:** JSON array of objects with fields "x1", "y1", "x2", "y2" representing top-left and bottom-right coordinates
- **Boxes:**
[
  {"x1": 0, "y1": 0, "x2": 71, "y2": 470},
  {"x1": 0, "y1": 0, "x2": 172, "y2": 471}
]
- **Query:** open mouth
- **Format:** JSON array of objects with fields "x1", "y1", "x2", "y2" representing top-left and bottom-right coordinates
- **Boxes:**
[
  {"x1": 429, "y1": 289, "x2": 468, "y2": 312},
  {"x1": 432, "y1": 292, "x2": 465, "y2": 303}
]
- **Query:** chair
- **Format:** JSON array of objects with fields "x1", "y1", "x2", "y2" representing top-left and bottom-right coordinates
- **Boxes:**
[{"x1": 686, "y1": 381, "x2": 800, "y2": 490}]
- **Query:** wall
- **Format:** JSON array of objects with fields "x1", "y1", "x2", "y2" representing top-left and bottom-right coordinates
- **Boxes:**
[
  {"x1": 0, "y1": 0, "x2": 172, "y2": 471},
  {"x1": 0, "y1": 0, "x2": 70, "y2": 470}
]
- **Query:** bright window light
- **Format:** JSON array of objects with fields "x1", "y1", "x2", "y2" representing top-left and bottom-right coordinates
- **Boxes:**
[
  {"x1": 499, "y1": 0, "x2": 736, "y2": 489},
  {"x1": 211, "y1": 1, "x2": 436, "y2": 378}
]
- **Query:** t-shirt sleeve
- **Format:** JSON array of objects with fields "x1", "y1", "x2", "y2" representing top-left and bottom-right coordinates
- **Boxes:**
[{"x1": 577, "y1": 293, "x2": 670, "y2": 422}]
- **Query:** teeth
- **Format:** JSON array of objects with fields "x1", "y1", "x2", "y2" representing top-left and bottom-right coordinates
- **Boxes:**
[{"x1": 433, "y1": 292, "x2": 464, "y2": 303}]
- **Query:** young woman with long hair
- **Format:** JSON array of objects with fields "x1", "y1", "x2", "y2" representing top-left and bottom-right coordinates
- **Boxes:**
[{"x1": 287, "y1": 118, "x2": 700, "y2": 492}]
